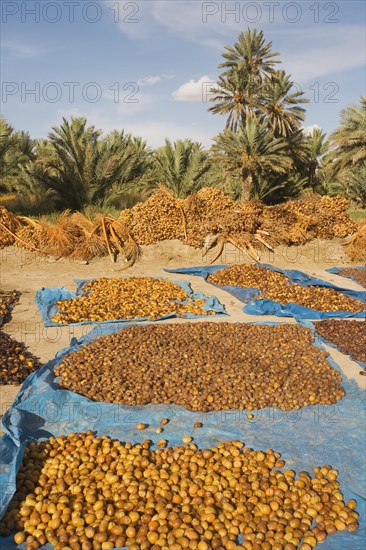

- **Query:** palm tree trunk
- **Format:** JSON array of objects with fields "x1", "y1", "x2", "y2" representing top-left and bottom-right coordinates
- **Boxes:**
[{"x1": 242, "y1": 173, "x2": 253, "y2": 201}]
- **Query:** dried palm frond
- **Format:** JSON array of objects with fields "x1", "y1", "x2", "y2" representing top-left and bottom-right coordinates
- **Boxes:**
[
  {"x1": 207, "y1": 235, "x2": 226, "y2": 264},
  {"x1": 123, "y1": 236, "x2": 142, "y2": 264},
  {"x1": 68, "y1": 212, "x2": 107, "y2": 261},
  {"x1": 343, "y1": 224, "x2": 366, "y2": 245},
  {"x1": 110, "y1": 219, "x2": 142, "y2": 264},
  {"x1": 70, "y1": 237, "x2": 107, "y2": 262},
  {"x1": 69, "y1": 212, "x2": 93, "y2": 231},
  {"x1": 13, "y1": 216, "x2": 42, "y2": 252},
  {"x1": 202, "y1": 234, "x2": 219, "y2": 257},
  {"x1": 0, "y1": 206, "x2": 20, "y2": 247},
  {"x1": 0, "y1": 195, "x2": 16, "y2": 203},
  {"x1": 17, "y1": 216, "x2": 40, "y2": 228},
  {"x1": 36, "y1": 211, "x2": 79, "y2": 257},
  {"x1": 3, "y1": 222, "x2": 46, "y2": 254},
  {"x1": 91, "y1": 215, "x2": 142, "y2": 265},
  {"x1": 227, "y1": 235, "x2": 260, "y2": 262},
  {"x1": 344, "y1": 223, "x2": 366, "y2": 261},
  {"x1": 254, "y1": 234, "x2": 274, "y2": 251},
  {"x1": 100, "y1": 215, "x2": 116, "y2": 262},
  {"x1": 202, "y1": 232, "x2": 260, "y2": 264}
]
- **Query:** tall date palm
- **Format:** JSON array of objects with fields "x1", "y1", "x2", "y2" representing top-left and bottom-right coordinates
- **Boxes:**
[
  {"x1": 259, "y1": 71, "x2": 308, "y2": 137},
  {"x1": 209, "y1": 29, "x2": 308, "y2": 141},
  {"x1": 213, "y1": 117, "x2": 292, "y2": 200},
  {"x1": 209, "y1": 29, "x2": 280, "y2": 130}
]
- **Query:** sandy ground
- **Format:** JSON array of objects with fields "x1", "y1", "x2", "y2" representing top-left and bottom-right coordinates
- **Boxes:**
[{"x1": 0, "y1": 240, "x2": 365, "y2": 423}]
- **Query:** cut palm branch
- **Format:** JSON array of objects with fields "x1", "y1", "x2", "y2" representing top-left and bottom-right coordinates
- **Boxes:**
[
  {"x1": 202, "y1": 232, "x2": 260, "y2": 264},
  {"x1": 68, "y1": 213, "x2": 106, "y2": 261},
  {"x1": 254, "y1": 234, "x2": 274, "y2": 251},
  {"x1": 207, "y1": 236, "x2": 226, "y2": 264},
  {"x1": 0, "y1": 195, "x2": 17, "y2": 203},
  {"x1": 0, "y1": 221, "x2": 46, "y2": 254},
  {"x1": 202, "y1": 234, "x2": 219, "y2": 257},
  {"x1": 343, "y1": 223, "x2": 366, "y2": 261},
  {"x1": 227, "y1": 235, "x2": 260, "y2": 262}
]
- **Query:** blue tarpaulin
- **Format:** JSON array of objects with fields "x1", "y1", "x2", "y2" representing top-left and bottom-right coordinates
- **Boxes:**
[
  {"x1": 165, "y1": 264, "x2": 366, "y2": 319},
  {"x1": 327, "y1": 266, "x2": 366, "y2": 287},
  {"x1": 35, "y1": 277, "x2": 227, "y2": 327},
  {"x1": 0, "y1": 320, "x2": 365, "y2": 549}
]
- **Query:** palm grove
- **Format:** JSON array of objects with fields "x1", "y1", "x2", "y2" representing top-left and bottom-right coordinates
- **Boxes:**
[{"x1": 1, "y1": 30, "x2": 365, "y2": 214}]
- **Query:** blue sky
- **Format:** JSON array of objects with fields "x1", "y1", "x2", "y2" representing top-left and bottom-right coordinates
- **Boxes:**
[{"x1": 1, "y1": 0, "x2": 365, "y2": 147}]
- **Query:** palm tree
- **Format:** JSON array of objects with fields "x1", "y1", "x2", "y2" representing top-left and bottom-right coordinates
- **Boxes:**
[
  {"x1": 212, "y1": 117, "x2": 293, "y2": 200},
  {"x1": 209, "y1": 29, "x2": 280, "y2": 129},
  {"x1": 93, "y1": 131, "x2": 152, "y2": 205},
  {"x1": 199, "y1": 155, "x2": 243, "y2": 199},
  {"x1": 9, "y1": 163, "x2": 59, "y2": 214},
  {"x1": 0, "y1": 117, "x2": 35, "y2": 192},
  {"x1": 208, "y1": 71, "x2": 250, "y2": 131},
  {"x1": 30, "y1": 117, "x2": 101, "y2": 209},
  {"x1": 343, "y1": 162, "x2": 366, "y2": 207},
  {"x1": 151, "y1": 139, "x2": 210, "y2": 198},
  {"x1": 259, "y1": 71, "x2": 308, "y2": 137},
  {"x1": 27, "y1": 117, "x2": 152, "y2": 210},
  {"x1": 296, "y1": 127, "x2": 330, "y2": 190},
  {"x1": 219, "y1": 28, "x2": 280, "y2": 81},
  {"x1": 328, "y1": 96, "x2": 366, "y2": 173},
  {"x1": 328, "y1": 162, "x2": 366, "y2": 208}
]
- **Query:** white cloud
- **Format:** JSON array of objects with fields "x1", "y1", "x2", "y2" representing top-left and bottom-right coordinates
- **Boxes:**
[
  {"x1": 136, "y1": 74, "x2": 175, "y2": 87},
  {"x1": 111, "y1": 0, "x2": 229, "y2": 42},
  {"x1": 152, "y1": 1, "x2": 241, "y2": 42},
  {"x1": 302, "y1": 124, "x2": 322, "y2": 136},
  {"x1": 172, "y1": 76, "x2": 215, "y2": 102},
  {"x1": 137, "y1": 75, "x2": 161, "y2": 87},
  {"x1": 2, "y1": 40, "x2": 43, "y2": 59},
  {"x1": 106, "y1": 0, "x2": 156, "y2": 40},
  {"x1": 274, "y1": 25, "x2": 365, "y2": 83},
  {"x1": 110, "y1": 2, "x2": 365, "y2": 91},
  {"x1": 112, "y1": 1, "x2": 365, "y2": 84},
  {"x1": 153, "y1": 1, "x2": 212, "y2": 36}
]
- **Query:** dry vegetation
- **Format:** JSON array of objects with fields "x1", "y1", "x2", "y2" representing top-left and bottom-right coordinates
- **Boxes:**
[
  {"x1": 0, "y1": 191, "x2": 362, "y2": 265},
  {"x1": 343, "y1": 223, "x2": 366, "y2": 262}
]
